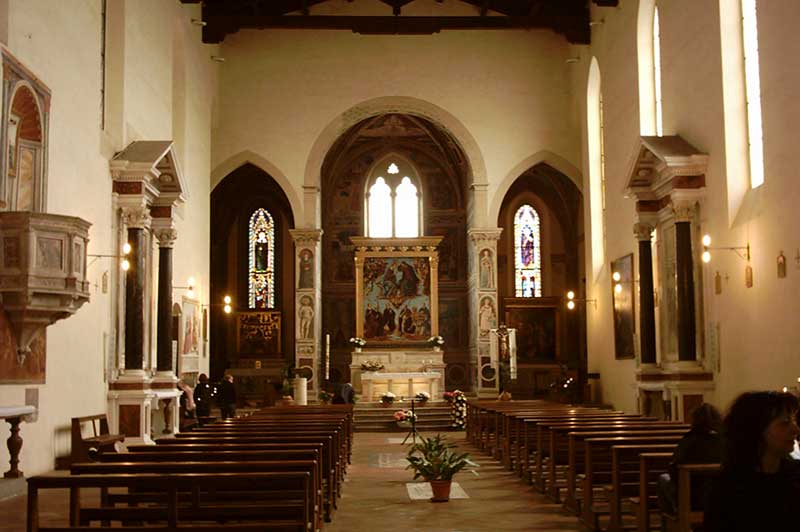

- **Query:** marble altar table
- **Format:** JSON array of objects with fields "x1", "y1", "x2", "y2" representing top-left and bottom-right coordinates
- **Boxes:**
[{"x1": 360, "y1": 371, "x2": 442, "y2": 402}]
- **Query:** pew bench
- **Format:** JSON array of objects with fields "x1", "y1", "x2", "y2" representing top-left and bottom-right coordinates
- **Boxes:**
[
  {"x1": 660, "y1": 463, "x2": 721, "y2": 532},
  {"x1": 27, "y1": 471, "x2": 312, "y2": 532},
  {"x1": 70, "y1": 415, "x2": 124, "y2": 465}
]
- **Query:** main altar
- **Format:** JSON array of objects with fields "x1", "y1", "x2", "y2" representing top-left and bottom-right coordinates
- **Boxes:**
[{"x1": 347, "y1": 236, "x2": 445, "y2": 401}]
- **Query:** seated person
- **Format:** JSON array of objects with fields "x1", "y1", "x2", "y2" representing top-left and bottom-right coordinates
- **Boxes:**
[
  {"x1": 657, "y1": 403, "x2": 723, "y2": 514},
  {"x1": 704, "y1": 391, "x2": 800, "y2": 532}
]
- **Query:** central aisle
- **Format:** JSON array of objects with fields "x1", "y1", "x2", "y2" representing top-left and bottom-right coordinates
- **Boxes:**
[{"x1": 326, "y1": 431, "x2": 582, "y2": 532}]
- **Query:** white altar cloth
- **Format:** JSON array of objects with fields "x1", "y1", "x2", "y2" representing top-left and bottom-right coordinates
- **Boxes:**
[{"x1": 360, "y1": 371, "x2": 442, "y2": 402}]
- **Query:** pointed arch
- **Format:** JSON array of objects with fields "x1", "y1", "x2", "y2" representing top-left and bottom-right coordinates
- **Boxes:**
[{"x1": 211, "y1": 150, "x2": 302, "y2": 225}]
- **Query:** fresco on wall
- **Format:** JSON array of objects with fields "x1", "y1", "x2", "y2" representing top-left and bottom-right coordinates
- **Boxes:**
[
  {"x1": 362, "y1": 257, "x2": 431, "y2": 341},
  {"x1": 0, "y1": 310, "x2": 45, "y2": 383}
]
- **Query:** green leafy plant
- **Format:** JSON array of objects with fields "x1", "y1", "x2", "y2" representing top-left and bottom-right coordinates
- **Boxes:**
[
  {"x1": 281, "y1": 381, "x2": 293, "y2": 397},
  {"x1": 405, "y1": 434, "x2": 479, "y2": 481}
]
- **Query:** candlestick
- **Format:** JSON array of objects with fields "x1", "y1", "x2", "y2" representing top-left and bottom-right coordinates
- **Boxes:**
[{"x1": 325, "y1": 334, "x2": 330, "y2": 380}]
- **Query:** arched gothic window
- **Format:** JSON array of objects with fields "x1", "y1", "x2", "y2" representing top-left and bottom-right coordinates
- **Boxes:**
[
  {"x1": 248, "y1": 208, "x2": 275, "y2": 309},
  {"x1": 587, "y1": 57, "x2": 606, "y2": 277},
  {"x1": 365, "y1": 158, "x2": 422, "y2": 238},
  {"x1": 514, "y1": 204, "x2": 542, "y2": 297}
]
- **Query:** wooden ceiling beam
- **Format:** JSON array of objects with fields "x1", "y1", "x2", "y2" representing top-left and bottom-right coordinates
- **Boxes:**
[{"x1": 201, "y1": 15, "x2": 588, "y2": 42}]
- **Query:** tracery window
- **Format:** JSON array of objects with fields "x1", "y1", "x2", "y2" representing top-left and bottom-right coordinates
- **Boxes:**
[
  {"x1": 365, "y1": 158, "x2": 421, "y2": 238},
  {"x1": 513, "y1": 204, "x2": 542, "y2": 297},
  {"x1": 248, "y1": 208, "x2": 275, "y2": 309}
]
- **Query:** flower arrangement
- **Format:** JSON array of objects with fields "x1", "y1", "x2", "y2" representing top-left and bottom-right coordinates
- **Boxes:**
[
  {"x1": 380, "y1": 391, "x2": 396, "y2": 405},
  {"x1": 360, "y1": 360, "x2": 384, "y2": 372},
  {"x1": 446, "y1": 390, "x2": 467, "y2": 429},
  {"x1": 393, "y1": 409, "x2": 417, "y2": 423},
  {"x1": 427, "y1": 335, "x2": 445, "y2": 347},
  {"x1": 415, "y1": 391, "x2": 431, "y2": 403},
  {"x1": 349, "y1": 337, "x2": 367, "y2": 347},
  {"x1": 318, "y1": 390, "x2": 333, "y2": 403}
]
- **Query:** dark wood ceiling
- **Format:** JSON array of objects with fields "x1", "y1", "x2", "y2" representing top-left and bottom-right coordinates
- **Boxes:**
[{"x1": 180, "y1": 0, "x2": 618, "y2": 44}]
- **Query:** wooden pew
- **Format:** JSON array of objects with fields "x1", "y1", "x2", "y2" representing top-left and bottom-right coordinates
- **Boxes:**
[
  {"x1": 579, "y1": 434, "x2": 686, "y2": 531},
  {"x1": 660, "y1": 463, "x2": 720, "y2": 532},
  {"x1": 70, "y1": 460, "x2": 319, "y2": 532},
  {"x1": 27, "y1": 472, "x2": 312, "y2": 532},
  {"x1": 604, "y1": 446, "x2": 676, "y2": 532},
  {"x1": 70, "y1": 415, "x2": 124, "y2": 464}
]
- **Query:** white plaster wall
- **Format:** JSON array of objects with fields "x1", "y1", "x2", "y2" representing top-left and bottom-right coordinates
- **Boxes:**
[
  {"x1": 579, "y1": 0, "x2": 800, "y2": 414},
  {"x1": 0, "y1": 0, "x2": 215, "y2": 475},
  {"x1": 212, "y1": 28, "x2": 582, "y2": 227}
]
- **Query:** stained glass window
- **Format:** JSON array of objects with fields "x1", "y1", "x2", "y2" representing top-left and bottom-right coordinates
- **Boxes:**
[
  {"x1": 514, "y1": 204, "x2": 541, "y2": 297},
  {"x1": 367, "y1": 177, "x2": 392, "y2": 237},
  {"x1": 394, "y1": 177, "x2": 419, "y2": 237},
  {"x1": 249, "y1": 208, "x2": 275, "y2": 309}
]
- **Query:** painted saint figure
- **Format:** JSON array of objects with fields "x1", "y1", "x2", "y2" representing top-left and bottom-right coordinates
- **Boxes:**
[
  {"x1": 298, "y1": 296, "x2": 314, "y2": 339},
  {"x1": 478, "y1": 297, "x2": 496, "y2": 337},
  {"x1": 479, "y1": 249, "x2": 494, "y2": 289},
  {"x1": 298, "y1": 249, "x2": 314, "y2": 289}
]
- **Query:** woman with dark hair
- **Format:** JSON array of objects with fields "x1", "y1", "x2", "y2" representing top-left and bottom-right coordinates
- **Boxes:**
[{"x1": 704, "y1": 391, "x2": 800, "y2": 531}]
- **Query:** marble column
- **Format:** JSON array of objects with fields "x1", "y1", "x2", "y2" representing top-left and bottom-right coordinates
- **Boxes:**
[
  {"x1": 673, "y1": 205, "x2": 697, "y2": 362},
  {"x1": 468, "y1": 228, "x2": 502, "y2": 396},
  {"x1": 634, "y1": 222, "x2": 657, "y2": 365},
  {"x1": 124, "y1": 227, "x2": 146, "y2": 370},
  {"x1": 154, "y1": 228, "x2": 177, "y2": 373},
  {"x1": 290, "y1": 229, "x2": 323, "y2": 398}
]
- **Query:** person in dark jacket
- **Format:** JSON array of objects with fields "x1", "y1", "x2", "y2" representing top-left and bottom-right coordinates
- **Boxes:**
[
  {"x1": 657, "y1": 403, "x2": 724, "y2": 514},
  {"x1": 704, "y1": 391, "x2": 800, "y2": 532},
  {"x1": 193, "y1": 373, "x2": 213, "y2": 418},
  {"x1": 218, "y1": 373, "x2": 237, "y2": 419}
]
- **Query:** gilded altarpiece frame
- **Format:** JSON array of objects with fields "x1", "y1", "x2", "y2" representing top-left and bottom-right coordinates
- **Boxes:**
[{"x1": 352, "y1": 237, "x2": 442, "y2": 346}]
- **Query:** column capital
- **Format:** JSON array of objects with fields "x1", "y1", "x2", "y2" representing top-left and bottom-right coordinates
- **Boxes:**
[
  {"x1": 120, "y1": 205, "x2": 152, "y2": 229},
  {"x1": 289, "y1": 228, "x2": 323, "y2": 247},
  {"x1": 671, "y1": 201, "x2": 696, "y2": 223},
  {"x1": 468, "y1": 228, "x2": 503, "y2": 245},
  {"x1": 154, "y1": 228, "x2": 178, "y2": 248},
  {"x1": 633, "y1": 222, "x2": 655, "y2": 241}
]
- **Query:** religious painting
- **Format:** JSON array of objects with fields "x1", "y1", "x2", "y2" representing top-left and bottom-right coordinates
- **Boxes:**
[
  {"x1": 438, "y1": 298, "x2": 465, "y2": 348},
  {"x1": 0, "y1": 309, "x2": 46, "y2": 383},
  {"x1": 361, "y1": 257, "x2": 431, "y2": 341},
  {"x1": 611, "y1": 254, "x2": 635, "y2": 360},
  {"x1": 297, "y1": 295, "x2": 315, "y2": 339},
  {"x1": 298, "y1": 248, "x2": 314, "y2": 289},
  {"x1": 431, "y1": 227, "x2": 460, "y2": 281},
  {"x1": 237, "y1": 311, "x2": 282, "y2": 357},
  {"x1": 181, "y1": 297, "x2": 201, "y2": 356},
  {"x1": 478, "y1": 295, "x2": 497, "y2": 338},
  {"x1": 331, "y1": 230, "x2": 356, "y2": 283},
  {"x1": 504, "y1": 300, "x2": 560, "y2": 362},
  {"x1": 479, "y1": 248, "x2": 494, "y2": 289}
]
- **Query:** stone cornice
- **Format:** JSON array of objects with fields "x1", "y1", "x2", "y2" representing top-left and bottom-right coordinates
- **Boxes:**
[
  {"x1": 468, "y1": 228, "x2": 503, "y2": 244},
  {"x1": 289, "y1": 228, "x2": 323, "y2": 246}
]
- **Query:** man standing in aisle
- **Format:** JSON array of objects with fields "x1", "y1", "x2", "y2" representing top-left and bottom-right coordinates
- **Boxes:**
[{"x1": 219, "y1": 373, "x2": 237, "y2": 419}]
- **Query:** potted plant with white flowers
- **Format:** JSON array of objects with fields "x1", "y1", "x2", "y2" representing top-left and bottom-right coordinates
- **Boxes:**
[
  {"x1": 380, "y1": 391, "x2": 396, "y2": 407},
  {"x1": 405, "y1": 434, "x2": 479, "y2": 502}
]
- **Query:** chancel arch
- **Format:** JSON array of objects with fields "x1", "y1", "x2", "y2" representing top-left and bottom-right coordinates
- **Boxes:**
[
  {"x1": 321, "y1": 113, "x2": 471, "y2": 389},
  {"x1": 496, "y1": 162, "x2": 585, "y2": 396},
  {"x1": 209, "y1": 163, "x2": 296, "y2": 391}
]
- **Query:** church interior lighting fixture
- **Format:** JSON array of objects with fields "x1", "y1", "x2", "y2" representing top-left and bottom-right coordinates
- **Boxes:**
[
  {"x1": 701, "y1": 235, "x2": 753, "y2": 286},
  {"x1": 210, "y1": 55, "x2": 225, "y2": 62},
  {"x1": 565, "y1": 290, "x2": 596, "y2": 310},
  {"x1": 191, "y1": 18, "x2": 207, "y2": 26},
  {"x1": 88, "y1": 241, "x2": 131, "y2": 271},
  {"x1": 173, "y1": 277, "x2": 196, "y2": 298}
]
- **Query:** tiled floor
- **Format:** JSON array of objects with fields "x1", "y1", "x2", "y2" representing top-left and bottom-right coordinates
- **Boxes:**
[{"x1": 0, "y1": 431, "x2": 583, "y2": 531}]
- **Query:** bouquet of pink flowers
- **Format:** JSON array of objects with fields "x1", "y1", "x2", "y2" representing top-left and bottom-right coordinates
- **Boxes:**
[{"x1": 393, "y1": 409, "x2": 417, "y2": 423}]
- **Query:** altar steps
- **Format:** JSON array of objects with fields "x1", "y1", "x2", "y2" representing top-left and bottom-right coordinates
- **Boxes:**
[{"x1": 353, "y1": 403, "x2": 457, "y2": 432}]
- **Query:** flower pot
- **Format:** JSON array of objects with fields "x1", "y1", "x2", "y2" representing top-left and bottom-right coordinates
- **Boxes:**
[
  {"x1": 429, "y1": 480, "x2": 452, "y2": 502},
  {"x1": 380, "y1": 400, "x2": 394, "y2": 408}
]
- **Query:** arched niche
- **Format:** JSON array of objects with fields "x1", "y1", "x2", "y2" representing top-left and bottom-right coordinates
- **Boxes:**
[
  {"x1": 1, "y1": 49, "x2": 50, "y2": 212},
  {"x1": 210, "y1": 163, "x2": 295, "y2": 381},
  {"x1": 320, "y1": 113, "x2": 472, "y2": 389},
  {"x1": 496, "y1": 163, "x2": 585, "y2": 391}
]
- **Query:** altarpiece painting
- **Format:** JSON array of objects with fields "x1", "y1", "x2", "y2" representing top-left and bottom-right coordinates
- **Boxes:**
[
  {"x1": 504, "y1": 298, "x2": 560, "y2": 363},
  {"x1": 352, "y1": 236, "x2": 441, "y2": 345},
  {"x1": 611, "y1": 254, "x2": 635, "y2": 359}
]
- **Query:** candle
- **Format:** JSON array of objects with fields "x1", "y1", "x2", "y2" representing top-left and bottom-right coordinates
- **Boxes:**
[{"x1": 325, "y1": 334, "x2": 330, "y2": 380}]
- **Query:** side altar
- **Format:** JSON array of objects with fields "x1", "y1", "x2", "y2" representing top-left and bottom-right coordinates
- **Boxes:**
[{"x1": 347, "y1": 236, "x2": 445, "y2": 400}]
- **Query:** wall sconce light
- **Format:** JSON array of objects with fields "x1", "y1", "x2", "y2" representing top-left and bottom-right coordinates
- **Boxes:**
[
  {"x1": 566, "y1": 290, "x2": 597, "y2": 310},
  {"x1": 223, "y1": 295, "x2": 232, "y2": 314},
  {"x1": 191, "y1": 18, "x2": 207, "y2": 26},
  {"x1": 88, "y1": 242, "x2": 131, "y2": 271},
  {"x1": 210, "y1": 55, "x2": 226, "y2": 63},
  {"x1": 174, "y1": 277, "x2": 196, "y2": 298},
  {"x1": 702, "y1": 235, "x2": 753, "y2": 287}
]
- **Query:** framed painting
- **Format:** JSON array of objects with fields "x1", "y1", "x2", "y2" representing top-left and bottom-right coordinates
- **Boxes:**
[
  {"x1": 611, "y1": 254, "x2": 636, "y2": 359},
  {"x1": 503, "y1": 297, "x2": 561, "y2": 363},
  {"x1": 352, "y1": 236, "x2": 442, "y2": 346},
  {"x1": 180, "y1": 297, "x2": 201, "y2": 357}
]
